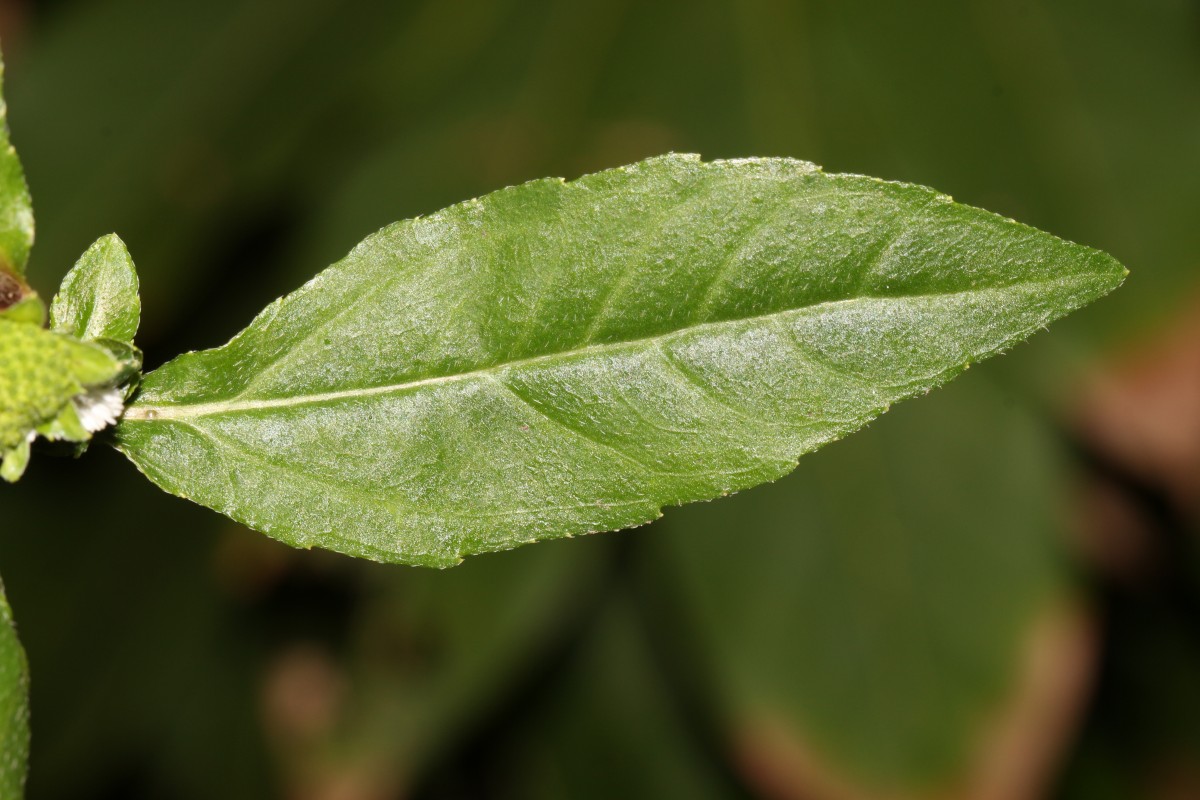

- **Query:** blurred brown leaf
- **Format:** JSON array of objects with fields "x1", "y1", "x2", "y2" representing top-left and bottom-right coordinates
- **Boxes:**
[
  {"x1": 1079, "y1": 291, "x2": 1200, "y2": 517},
  {"x1": 262, "y1": 643, "x2": 347, "y2": 746},
  {"x1": 732, "y1": 602, "x2": 1096, "y2": 800}
]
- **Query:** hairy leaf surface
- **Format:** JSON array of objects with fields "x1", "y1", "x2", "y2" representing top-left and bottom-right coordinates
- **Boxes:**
[{"x1": 116, "y1": 154, "x2": 1125, "y2": 566}]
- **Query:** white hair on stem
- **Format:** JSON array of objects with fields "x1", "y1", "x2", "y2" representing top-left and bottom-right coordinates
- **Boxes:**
[{"x1": 72, "y1": 387, "x2": 126, "y2": 433}]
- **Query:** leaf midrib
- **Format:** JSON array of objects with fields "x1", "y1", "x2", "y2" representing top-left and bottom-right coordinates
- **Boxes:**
[{"x1": 123, "y1": 275, "x2": 1087, "y2": 422}]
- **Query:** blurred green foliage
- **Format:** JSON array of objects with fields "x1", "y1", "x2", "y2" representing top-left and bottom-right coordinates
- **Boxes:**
[{"x1": 1, "y1": 0, "x2": 1198, "y2": 798}]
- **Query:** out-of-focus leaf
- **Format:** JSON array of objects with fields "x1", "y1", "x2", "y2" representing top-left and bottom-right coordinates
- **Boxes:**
[
  {"x1": 268, "y1": 539, "x2": 607, "y2": 795},
  {"x1": 0, "y1": 47, "x2": 32, "y2": 287},
  {"x1": 483, "y1": 598, "x2": 736, "y2": 800},
  {"x1": 116, "y1": 154, "x2": 1123, "y2": 566},
  {"x1": 658, "y1": 373, "x2": 1091, "y2": 798},
  {"x1": 0, "y1": 575, "x2": 29, "y2": 800},
  {"x1": 50, "y1": 234, "x2": 140, "y2": 345}
]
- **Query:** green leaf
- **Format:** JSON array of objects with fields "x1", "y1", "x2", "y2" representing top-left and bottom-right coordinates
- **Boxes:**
[
  {"x1": 50, "y1": 234, "x2": 140, "y2": 344},
  {"x1": 276, "y1": 541, "x2": 606, "y2": 793},
  {"x1": 0, "y1": 576, "x2": 29, "y2": 800},
  {"x1": 115, "y1": 154, "x2": 1125, "y2": 566},
  {"x1": 0, "y1": 48, "x2": 31, "y2": 281},
  {"x1": 0, "y1": 45, "x2": 33, "y2": 312},
  {"x1": 494, "y1": 597, "x2": 735, "y2": 800}
]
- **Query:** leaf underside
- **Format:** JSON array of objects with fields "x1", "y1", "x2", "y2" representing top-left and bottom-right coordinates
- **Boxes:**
[{"x1": 115, "y1": 154, "x2": 1125, "y2": 567}]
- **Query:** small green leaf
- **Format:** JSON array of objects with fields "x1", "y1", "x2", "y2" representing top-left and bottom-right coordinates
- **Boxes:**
[
  {"x1": 50, "y1": 234, "x2": 140, "y2": 344},
  {"x1": 0, "y1": 438, "x2": 27, "y2": 483},
  {"x1": 0, "y1": 576, "x2": 29, "y2": 799},
  {"x1": 0, "y1": 47, "x2": 33, "y2": 283},
  {"x1": 116, "y1": 154, "x2": 1125, "y2": 566}
]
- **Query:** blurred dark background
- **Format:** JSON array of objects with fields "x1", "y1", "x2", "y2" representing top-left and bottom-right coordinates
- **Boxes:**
[{"x1": 1, "y1": 1, "x2": 1198, "y2": 798}]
